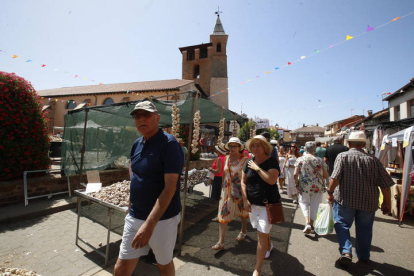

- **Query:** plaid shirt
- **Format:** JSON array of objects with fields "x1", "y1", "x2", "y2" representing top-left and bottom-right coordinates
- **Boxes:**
[{"x1": 331, "y1": 148, "x2": 394, "y2": 211}]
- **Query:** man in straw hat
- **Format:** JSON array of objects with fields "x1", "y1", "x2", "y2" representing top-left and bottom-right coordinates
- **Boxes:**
[
  {"x1": 327, "y1": 131, "x2": 394, "y2": 266},
  {"x1": 115, "y1": 101, "x2": 184, "y2": 276}
]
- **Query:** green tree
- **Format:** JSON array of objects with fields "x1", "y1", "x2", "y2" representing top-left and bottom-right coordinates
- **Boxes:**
[
  {"x1": 256, "y1": 128, "x2": 280, "y2": 140},
  {"x1": 238, "y1": 120, "x2": 256, "y2": 142},
  {"x1": 0, "y1": 72, "x2": 51, "y2": 180}
]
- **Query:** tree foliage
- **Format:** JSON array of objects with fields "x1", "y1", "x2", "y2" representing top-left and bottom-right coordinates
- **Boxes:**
[
  {"x1": 256, "y1": 128, "x2": 280, "y2": 141},
  {"x1": 0, "y1": 72, "x2": 51, "y2": 180},
  {"x1": 238, "y1": 120, "x2": 256, "y2": 142}
]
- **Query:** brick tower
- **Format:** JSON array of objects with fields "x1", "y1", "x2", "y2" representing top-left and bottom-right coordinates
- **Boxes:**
[{"x1": 179, "y1": 14, "x2": 229, "y2": 108}]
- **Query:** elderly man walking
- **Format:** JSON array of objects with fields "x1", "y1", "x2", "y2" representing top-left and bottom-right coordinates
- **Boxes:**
[
  {"x1": 327, "y1": 131, "x2": 394, "y2": 265},
  {"x1": 114, "y1": 101, "x2": 184, "y2": 276}
]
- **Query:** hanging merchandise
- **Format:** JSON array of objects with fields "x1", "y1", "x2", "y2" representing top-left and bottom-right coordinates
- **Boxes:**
[
  {"x1": 171, "y1": 103, "x2": 180, "y2": 138},
  {"x1": 250, "y1": 121, "x2": 256, "y2": 139},
  {"x1": 218, "y1": 118, "x2": 225, "y2": 147},
  {"x1": 232, "y1": 118, "x2": 238, "y2": 137},
  {"x1": 191, "y1": 110, "x2": 201, "y2": 154}
]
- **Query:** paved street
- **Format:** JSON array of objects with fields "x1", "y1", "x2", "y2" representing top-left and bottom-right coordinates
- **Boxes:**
[{"x1": 1, "y1": 186, "x2": 414, "y2": 276}]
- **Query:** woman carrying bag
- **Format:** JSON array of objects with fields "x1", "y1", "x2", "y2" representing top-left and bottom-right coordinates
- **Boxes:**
[{"x1": 241, "y1": 135, "x2": 281, "y2": 276}]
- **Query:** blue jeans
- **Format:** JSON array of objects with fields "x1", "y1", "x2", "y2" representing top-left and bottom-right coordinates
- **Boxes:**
[{"x1": 333, "y1": 201, "x2": 376, "y2": 261}]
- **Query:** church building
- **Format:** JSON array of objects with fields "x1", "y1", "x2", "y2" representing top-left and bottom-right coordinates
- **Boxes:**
[{"x1": 38, "y1": 14, "x2": 229, "y2": 131}]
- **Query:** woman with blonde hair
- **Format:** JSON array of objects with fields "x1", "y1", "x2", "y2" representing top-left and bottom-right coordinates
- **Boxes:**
[
  {"x1": 283, "y1": 143, "x2": 300, "y2": 204},
  {"x1": 212, "y1": 137, "x2": 249, "y2": 250},
  {"x1": 242, "y1": 135, "x2": 280, "y2": 276}
]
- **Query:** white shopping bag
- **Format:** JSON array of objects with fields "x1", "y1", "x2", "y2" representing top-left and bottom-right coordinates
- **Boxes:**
[{"x1": 314, "y1": 203, "x2": 334, "y2": 235}]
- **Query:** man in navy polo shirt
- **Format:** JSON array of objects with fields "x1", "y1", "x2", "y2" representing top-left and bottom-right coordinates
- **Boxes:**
[{"x1": 114, "y1": 101, "x2": 183, "y2": 276}]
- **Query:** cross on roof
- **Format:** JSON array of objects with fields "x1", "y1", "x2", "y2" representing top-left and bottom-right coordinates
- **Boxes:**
[{"x1": 215, "y1": 6, "x2": 222, "y2": 17}]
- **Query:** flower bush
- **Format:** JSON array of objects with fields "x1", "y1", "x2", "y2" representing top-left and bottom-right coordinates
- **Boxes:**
[{"x1": 0, "y1": 71, "x2": 51, "y2": 180}]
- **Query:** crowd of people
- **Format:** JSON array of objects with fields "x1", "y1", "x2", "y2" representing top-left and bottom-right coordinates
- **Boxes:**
[{"x1": 113, "y1": 100, "x2": 394, "y2": 276}]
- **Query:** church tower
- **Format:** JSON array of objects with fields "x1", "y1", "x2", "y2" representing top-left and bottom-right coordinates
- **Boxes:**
[{"x1": 179, "y1": 13, "x2": 229, "y2": 108}]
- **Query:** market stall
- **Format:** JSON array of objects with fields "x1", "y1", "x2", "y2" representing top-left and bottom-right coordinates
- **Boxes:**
[
  {"x1": 63, "y1": 90, "x2": 245, "y2": 257},
  {"x1": 378, "y1": 126, "x2": 414, "y2": 225}
]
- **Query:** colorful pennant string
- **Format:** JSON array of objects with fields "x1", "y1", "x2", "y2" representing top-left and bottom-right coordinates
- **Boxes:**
[{"x1": 1, "y1": 11, "x2": 413, "y2": 104}]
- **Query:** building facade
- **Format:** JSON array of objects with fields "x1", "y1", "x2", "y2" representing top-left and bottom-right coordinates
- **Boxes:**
[
  {"x1": 290, "y1": 124, "x2": 325, "y2": 145},
  {"x1": 383, "y1": 77, "x2": 414, "y2": 121},
  {"x1": 179, "y1": 15, "x2": 229, "y2": 108},
  {"x1": 38, "y1": 15, "x2": 230, "y2": 132}
]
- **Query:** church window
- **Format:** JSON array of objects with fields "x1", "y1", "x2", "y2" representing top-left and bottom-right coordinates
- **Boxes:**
[
  {"x1": 194, "y1": 65, "x2": 200, "y2": 79},
  {"x1": 217, "y1": 43, "x2": 222, "y2": 52},
  {"x1": 66, "y1": 100, "x2": 77, "y2": 109},
  {"x1": 103, "y1": 98, "x2": 114, "y2": 105},
  {"x1": 200, "y1": 48, "x2": 208, "y2": 58},
  {"x1": 187, "y1": 50, "x2": 195, "y2": 61}
]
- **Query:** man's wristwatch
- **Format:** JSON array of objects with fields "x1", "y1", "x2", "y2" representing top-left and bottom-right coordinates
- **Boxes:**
[{"x1": 327, "y1": 190, "x2": 334, "y2": 195}]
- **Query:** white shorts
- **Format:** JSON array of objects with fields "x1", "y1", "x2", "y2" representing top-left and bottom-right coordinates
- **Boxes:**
[
  {"x1": 118, "y1": 213, "x2": 181, "y2": 265},
  {"x1": 249, "y1": 205, "x2": 272, "y2": 234}
]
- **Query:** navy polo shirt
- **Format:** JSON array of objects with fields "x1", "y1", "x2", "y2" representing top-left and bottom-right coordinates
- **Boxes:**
[{"x1": 129, "y1": 128, "x2": 184, "y2": 220}]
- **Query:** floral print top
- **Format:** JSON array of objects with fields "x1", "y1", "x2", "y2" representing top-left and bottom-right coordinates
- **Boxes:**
[{"x1": 294, "y1": 154, "x2": 328, "y2": 193}]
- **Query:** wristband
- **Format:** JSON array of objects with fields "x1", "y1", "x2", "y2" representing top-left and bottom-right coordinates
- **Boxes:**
[
  {"x1": 256, "y1": 168, "x2": 262, "y2": 172},
  {"x1": 327, "y1": 190, "x2": 334, "y2": 195}
]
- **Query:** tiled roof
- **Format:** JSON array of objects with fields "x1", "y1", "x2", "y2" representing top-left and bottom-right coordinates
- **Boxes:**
[
  {"x1": 291, "y1": 125, "x2": 325, "y2": 133},
  {"x1": 37, "y1": 79, "x2": 194, "y2": 97}
]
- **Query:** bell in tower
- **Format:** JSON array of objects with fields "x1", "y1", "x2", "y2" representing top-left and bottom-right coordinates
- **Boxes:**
[{"x1": 179, "y1": 9, "x2": 229, "y2": 108}]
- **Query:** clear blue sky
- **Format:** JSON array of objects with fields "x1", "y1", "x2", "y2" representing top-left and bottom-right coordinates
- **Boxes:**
[{"x1": 1, "y1": 0, "x2": 413, "y2": 130}]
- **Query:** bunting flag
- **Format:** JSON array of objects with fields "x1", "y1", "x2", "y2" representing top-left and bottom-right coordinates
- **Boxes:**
[{"x1": 1, "y1": 11, "x2": 413, "y2": 100}]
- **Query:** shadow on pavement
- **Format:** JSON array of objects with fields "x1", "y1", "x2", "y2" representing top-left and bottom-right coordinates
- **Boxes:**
[
  {"x1": 178, "y1": 203, "x2": 314, "y2": 276},
  {"x1": 335, "y1": 259, "x2": 414, "y2": 276},
  {"x1": 321, "y1": 235, "x2": 384, "y2": 253}
]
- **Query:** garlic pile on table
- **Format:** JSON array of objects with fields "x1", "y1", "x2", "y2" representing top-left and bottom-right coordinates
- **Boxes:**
[
  {"x1": 180, "y1": 169, "x2": 209, "y2": 191},
  {"x1": 171, "y1": 104, "x2": 180, "y2": 138},
  {"x1": 191, "y1": 110, "x2": 201, "y2": 154},
  {"x1": 217, "y1": 118, "x2": 225, "y2": 147},
  {"x1": 89, "y1": 180, "x2": 130, "y2": 207},
  {"x1": 232, "y1": 120, "x2": 238, "y2": 137},
  {"x1": 0, "y1": 268, "x2": 41, "y2": 276}
]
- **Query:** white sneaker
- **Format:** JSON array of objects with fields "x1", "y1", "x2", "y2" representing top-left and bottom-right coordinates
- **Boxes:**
[
  {"x1": 265, "y1": 243, "x2": 273, "y2": 258},
  {"x1": 303, "y1": 224, "x2": 312, "y2": 234}
]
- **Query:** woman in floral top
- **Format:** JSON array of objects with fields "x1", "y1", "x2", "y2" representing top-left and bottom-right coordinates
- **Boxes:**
[{"x1": 294, "y1": 141, "x2": 329, "y2": 234}]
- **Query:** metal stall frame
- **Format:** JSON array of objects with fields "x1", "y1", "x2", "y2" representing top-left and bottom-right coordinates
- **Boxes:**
[
  {"x1": 24, "y1": 169, "x2": 71, "y2": 206},
  {"x1": 74, "y1": 189, "x2": 127, "y2": 266}
]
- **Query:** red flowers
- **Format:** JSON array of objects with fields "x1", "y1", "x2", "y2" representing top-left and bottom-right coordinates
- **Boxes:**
[{"x1": 0, "y1": 71, "x2": 51, "y2": 180}]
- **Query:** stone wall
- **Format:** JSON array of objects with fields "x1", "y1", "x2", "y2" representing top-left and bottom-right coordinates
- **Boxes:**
[{"x1": 0, "y1": 160, "x2": 214, "y2": 207}]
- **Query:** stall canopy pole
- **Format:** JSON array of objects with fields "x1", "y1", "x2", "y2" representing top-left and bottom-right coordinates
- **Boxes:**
[
  {"x1": 78, "y1": 109, "x2": 89, "y2": 185},
  {"x1": 399, "y1": 133, "x2": 413, "y2": 225},
  {"x1": 178, "y1": 90, "x2": 197, "y2": 255}
]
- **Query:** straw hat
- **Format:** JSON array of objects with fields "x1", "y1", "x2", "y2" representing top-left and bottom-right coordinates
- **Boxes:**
[
  {"x1": 215, "y1": 145, "x2": 228, "y2": 155},
  {"x1": 245, "y1": 135, "x2": 273, "y2": 154},
  {"x1": 225, "y1": 137, "x2": 244, "y2": 151},
  {"x1": 348, "y1": 131, "x2": 367, "y2": 142}
]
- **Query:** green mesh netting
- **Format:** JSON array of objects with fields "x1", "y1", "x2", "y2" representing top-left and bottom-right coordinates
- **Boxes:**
[{"x1": 62, "y1": 93, "x2": 245, "y2": 176}]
